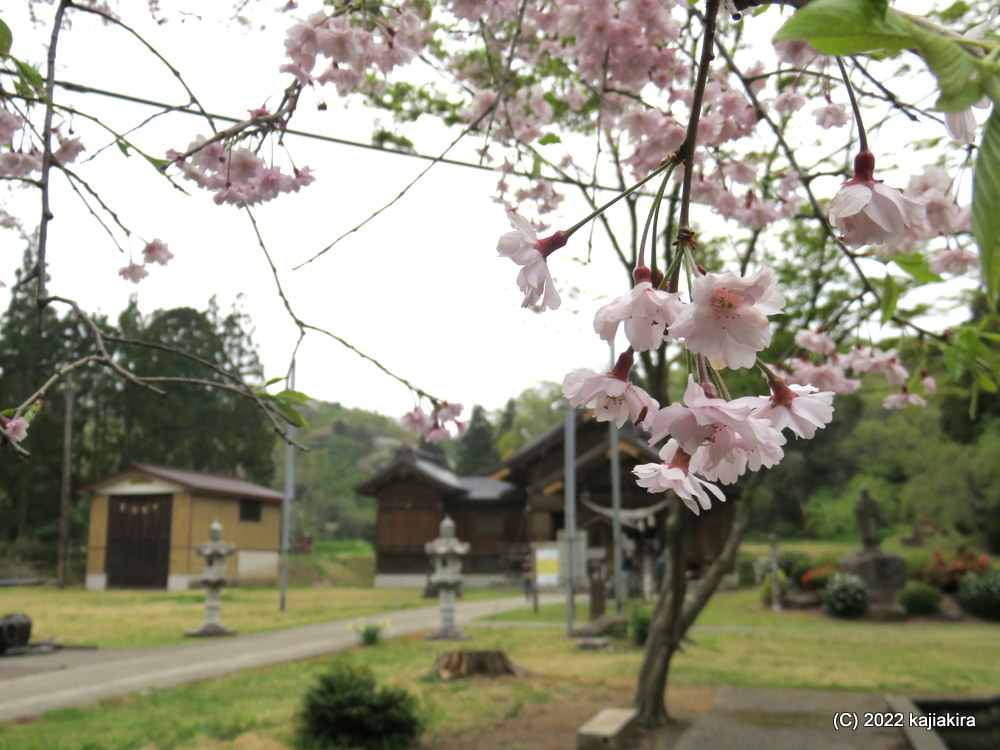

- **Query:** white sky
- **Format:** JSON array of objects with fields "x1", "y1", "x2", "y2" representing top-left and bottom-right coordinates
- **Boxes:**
[{"x1": 0, "y1": 1, "x2": 976, "y2": 423}]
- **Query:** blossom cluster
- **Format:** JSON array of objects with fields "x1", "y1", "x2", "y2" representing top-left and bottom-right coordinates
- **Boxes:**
[
  {"x1": 167, "y1": 137, "x2": 314, "y2": 208},
  {"x1": 1, "y1": 106, "x2": 86, "y2": 178},
  {"x1": 118, "y1": 239, "x2": 173, "y2": 285},
  {"x1": 281, "y1": 8, "x2": 431, "y2": 95},
  {"x1": 400, "y1": 402, "x2": 467, "y2": 443}
]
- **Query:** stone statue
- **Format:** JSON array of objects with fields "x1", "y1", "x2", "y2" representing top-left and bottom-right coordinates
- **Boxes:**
[{"x1": 854, "y1": 487, "x2": 882, "y2": 552}]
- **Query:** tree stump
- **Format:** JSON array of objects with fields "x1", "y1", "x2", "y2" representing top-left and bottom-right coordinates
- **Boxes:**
[{"x1": 432, "y1": 650, "x2": 526, "y2": 680}]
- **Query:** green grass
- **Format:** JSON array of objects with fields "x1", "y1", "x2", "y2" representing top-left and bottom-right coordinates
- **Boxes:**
[
  {"x1": 1, "y1": 588, "x2": 997, "y2": 750},
  {"x1": 0, "y1": 585, "x2": 515, "y2": 649}
]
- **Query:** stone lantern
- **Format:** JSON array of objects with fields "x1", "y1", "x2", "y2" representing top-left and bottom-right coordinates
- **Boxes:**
[
  {"x1": 425, "y1": 515, "x2": 470, "y2": 640},
  {"x1": 185, "y1": 520, "x2": 237, "y2": 637}
]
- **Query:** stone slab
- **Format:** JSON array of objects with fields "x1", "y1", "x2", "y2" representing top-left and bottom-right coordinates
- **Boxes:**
[{"x1": 577, "y1": 707, "x2": 638, "y2": 750}]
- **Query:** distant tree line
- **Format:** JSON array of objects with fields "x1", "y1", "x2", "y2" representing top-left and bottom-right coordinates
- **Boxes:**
[{"x1": 0, "y1": 252, "x2": 275, "y2": 559}]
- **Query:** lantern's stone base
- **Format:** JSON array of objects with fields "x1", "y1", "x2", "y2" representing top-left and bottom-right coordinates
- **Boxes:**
[
  {"x1": 185, "y1": 623, "x2": 237, "y2": 637},
  {"x1": 426, "y1": 627, "x2": 469, "y2": 641}
]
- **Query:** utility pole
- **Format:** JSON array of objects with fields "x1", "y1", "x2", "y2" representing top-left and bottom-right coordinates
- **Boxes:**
[
  {"x1": 57, "y1": 373, "x2": 74, "y2": 589},
  {"x1": 279, "y1": 361, "x2": 296, "y2": 612},
  {"x1": 564, "y1": 400, "x2": 577, "y2": 636}
]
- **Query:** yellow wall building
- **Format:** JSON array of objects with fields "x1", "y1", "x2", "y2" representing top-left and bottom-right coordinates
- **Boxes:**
[{"x1": 84, "y1": 463, "x2": 283, "y2": 590}]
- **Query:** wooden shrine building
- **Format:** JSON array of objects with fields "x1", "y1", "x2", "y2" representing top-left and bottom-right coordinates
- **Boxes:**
[
  {"x1": 83, "y1": 463, "x2": 283, "y2": 590},
  {"x1": 358, "y1": 411, "x2": 735, "y2": 587}
]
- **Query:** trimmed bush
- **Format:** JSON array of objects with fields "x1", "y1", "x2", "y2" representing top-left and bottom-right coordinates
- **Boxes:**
[
  {"x1": 824, "y1": 573, "x2": 869, "y2": 619},
  {"x1": 760, "y1": 570, "x2": 788, "y2": 607},
  {"x1": 627, "y1": 603, "x2": 652, "y2": 647},
  {"x1": 958, "y1": 569, "x2": 1000, "y2": 621},
  {"x1": 786, "y1": 554, "x2": 816, "y2": 586},
  {"x1": 295, "y1": 661, "x2": 422, "y2": 750},
  {"x1": 897, "y1": 581, "x2": 942, "y2": 616}
]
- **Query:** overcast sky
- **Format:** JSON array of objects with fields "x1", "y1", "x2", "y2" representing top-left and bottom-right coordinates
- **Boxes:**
[{"x1": 1, "y1": 1, "x2": 973, "y2": 424}]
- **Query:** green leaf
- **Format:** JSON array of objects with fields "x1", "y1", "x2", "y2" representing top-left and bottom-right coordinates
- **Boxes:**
[
  {"x1": 910, "y1": 22, "x2": 984, "y2": 112},
  {"x1": 530, "y1": 154, "x2": 542, "y2": 180},
  {"x1": 537, "y1": 133, "x2": 561, "y2": 146},
  {"x1": 891, "y1": 253, "x2": 942, "y2": 283},
  {"x1": 13, "y1": 58, "x2": 43, "y2": 89},
  {"x1": 880, "y1": 272, "x2": 900, "y2": 323},
  {"x1": 773, "y1": 0, "x2": 913, "y2": 56},
  {"x1": 275, "y1": 388, "x2": 311, "y2": 405},
  {"x1": 117, "y1": 140, "x2": 130, "y2": 157},
  {"x1": 0, "y1": 19, "x2": 13, "y2": 56},
  {"x1": 276, "y1": 402, "x2": 309, "y2": 429},
  {"x1": 973, "y1": 109, "x2": 1000, "y2": 310},
  {"x1": 979, "y1": 372, "x2": 998, "y2": 392}
]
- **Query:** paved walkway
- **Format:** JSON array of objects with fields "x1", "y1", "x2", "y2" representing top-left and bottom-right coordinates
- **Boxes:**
[
  {"x1": 0, "y1": 593, "x2": 562, "y2": 722},
  {"x1": 673, "y1": 685, "x2": 911, "y2": 750}
]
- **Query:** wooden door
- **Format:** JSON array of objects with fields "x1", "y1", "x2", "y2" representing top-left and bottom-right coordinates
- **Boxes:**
[{"x1": 105, "y1": 494, "x2": 172, "y2": 588}]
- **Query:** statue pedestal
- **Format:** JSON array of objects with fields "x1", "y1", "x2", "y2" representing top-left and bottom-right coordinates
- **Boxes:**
[{"x1": 839, "y1": 549, "x2": 907, "y2": 617}]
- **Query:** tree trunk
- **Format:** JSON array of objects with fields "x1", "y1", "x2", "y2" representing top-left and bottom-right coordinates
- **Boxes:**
[{"x1": 633, "y1": 473, "x2": 761, "y2": 726}]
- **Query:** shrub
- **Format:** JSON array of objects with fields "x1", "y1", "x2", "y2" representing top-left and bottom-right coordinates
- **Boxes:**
[
  {"x1": 785, "y1": 553, "x2": 816, "y2": 586},
  {"x1": 759, "y1": 570, "x2": 788, "y2": 607},
  {"x1": 295, "y1": 662, "x2": 422, "y2": 750},
  {"x1": 824, "y1": 573, "x2": 869, "y2": 619},
  {"x1": 923, "y1": 544, "x2": 990, "y2": 592},
  {"x1": 897, "y1": 581, "x2": 942, "y2": 616},
  {"x1": 627, "y1": 603, "x2": 652, "y2": 647},
  {"x1": 958, "y1": 570, "x2": 1000, "y2": 621},
  {"x1": 800, "y1": 565, "x2": 837, "y2": 591}
]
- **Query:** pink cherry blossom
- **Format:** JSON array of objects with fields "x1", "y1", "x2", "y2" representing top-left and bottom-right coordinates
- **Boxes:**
[
  {"x1": 593, "y1": 267, "x2": 683, "y2": 351},
  {"x1": 496, "y1": 209, "x2": 565, "y2": 312},
  {"x1": 746, "y1": 380, "x2": 835, "y2": 439},
  {"x1": 813, "y1": 102, "x2": 849, "y2": 129},
  {"x1": 563, "y1": 352, "x2": 658, "y2": 428},
  {"x1": 401, "y1": 407, "x2": 434, "y2": 433},
  {"x1": 646, "y1": 377, "x2": 777, "y2": 464},
  {"x1": 883, "y1": 388, "x2": 927, "y2": 409},
  {"x1": 632, "y1": 439, "x2": 726, "y2": 515},
  {"x1": 788, "y1": 358, "x2": 860, "y2": 394},
  {"x1": 795, "y1": 329, "x2": 836, "y2": 356},
  {"x1": 2, "y1": 416, "x2": 28, "y2": 443},
  {"x1": 118, "y1": 263, "x2": 149, "y2": 284},
  {"x1": 928, "y1": 246, "x2": 979, "y2": 275},
  {"x1": 668, "y1": 267, "x2": 785, "y2": 369},
  {"x1": 828, "y1": 152, "x2": 925, "y2": 247},
  {"x1": 142, "y1": 239, "x2": 173, "y2": 266},
  {"x1": 921, "y1": 371, "x2": 938, "y2": 396}
]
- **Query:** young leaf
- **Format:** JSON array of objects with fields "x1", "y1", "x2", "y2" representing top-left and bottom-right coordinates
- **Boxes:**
[
  {"x1": 773, "y1": 0, "x2": 912, "y2": 56},
  {"x1": 891, "y1": 253, "x2": 942, "y2": 283},
  {"x1": 0, "y1": 19, "x2": 13, "y2": 56},
  {"x1": 13, "y1": 58, "x2": 43, "y2": 89},
  {"x1": 910, "y1": 22, "x2": 984, "y2": 112},
  {"x1": 880, "y1": 272, "x2": 900, "y2": 324},
  {"x1": 537, "y1": 133, "x2": 561, "y2": 146},
  {"x1": 973, "y1": 110, "x2": 1000, "y2": 310}
]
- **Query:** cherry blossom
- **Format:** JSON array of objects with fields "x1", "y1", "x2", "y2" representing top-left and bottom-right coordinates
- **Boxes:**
[
  {"x1": 668, "y1": 267, "x2": 785, "y2": 369},
  {"x1": 794, "y1": 329, "x2": 836, "y2": 356},
  {"x1": 118, "y1": 263, "x2": 149, "y2": 284},
  {"x1": 399, "y1": 402, "x2": 467, "y2": 442},
  {"x1": 563, "y1": 352, "x2": 658, "y2": 428},
  {"x1": 593, "y1": 267, "x2": 683, "y2": 351},
  {"x1": 744, "y1": 380, "x2": 835, "y2": 440},
  {"x1": 496, "y1": 209, "x2": 566, "y2": 311},
  {"x1": 928, "y1": 246, "x2": 979, "y2": 275},
  {"x1": 633, "y1": 439, "x2": 726, "y2": 515},
  {"x1": 921, "y1": 371, "x2": 938, "y2": 396},
  {"x1": 1, "y1": 417, "x2": 28, "y2": 443},
  {"x1": 142, "y1": 239, "x2": 173, "y2": 266},
  {"x1": 813, "y1": 102, "x2": 849, "y2": 129},
  {"x1": 883, "y1": 388, "x2": 927, "y2": 410},
  {"x1": 789, "y1": 358, "x2": 860, "y2": 394},
  {"x1": 828, "y1": 151, "x2": 925, "y2": 247}
]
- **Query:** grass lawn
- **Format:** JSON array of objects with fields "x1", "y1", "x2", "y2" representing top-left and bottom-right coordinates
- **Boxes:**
[
  {"x1": 1, "y1": 588, "x2": 996, "y2": 750},
  {"x1": 0, "y1": 585, "x2": 516, "y2": 649}
]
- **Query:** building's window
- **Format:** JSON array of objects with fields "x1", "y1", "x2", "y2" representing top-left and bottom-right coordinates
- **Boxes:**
[{"x1": 240, "y1": 499, "x2": 262, "y2": 522}]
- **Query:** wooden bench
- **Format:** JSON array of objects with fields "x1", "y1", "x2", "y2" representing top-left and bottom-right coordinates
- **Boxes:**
[{"x1": 577, "y1": 707, "x2": 638, "y2": 750}]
